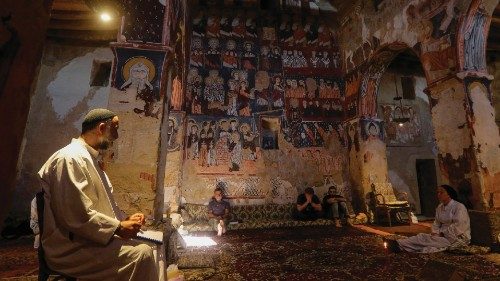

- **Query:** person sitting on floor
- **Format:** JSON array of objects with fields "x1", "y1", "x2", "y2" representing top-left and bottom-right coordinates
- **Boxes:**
[
  {"x1": 207, "y1": 187, "x2": 231, "y2": 236},
  {"x1": 293, "y1": 187, "x2": 323, "y2": 221},
  {"x1": 323, "y1": 185, "x2": 348, "y2": 227},
  {"x1": 386, "y1": 184, "x2": 470, "y2": 253}
]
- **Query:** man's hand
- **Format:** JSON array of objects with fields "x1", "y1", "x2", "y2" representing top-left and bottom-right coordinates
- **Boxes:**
[
  {"x1": 128, "y1": 213, "x2": 146, "y2": 225},
  {"x1": 305, "y1": 194, "x2": 313, "y2": 204},
  {"x1": 115, "y1": 220, "x2": 142, "y2": 239},
  {"x1": 327, "y1": 198, "x2": 337, "y2": 204}
]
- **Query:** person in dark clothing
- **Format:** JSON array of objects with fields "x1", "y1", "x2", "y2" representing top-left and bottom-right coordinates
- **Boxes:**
[
  {"x1": 323, "y1": 185, "x2": 348, "y2": 227},
  {"x1": 207, "y1": 187, "x2": 231, "y2": 236},
  {"x1": 293, "y1": 187, "x2": 323, "y2": 221}
]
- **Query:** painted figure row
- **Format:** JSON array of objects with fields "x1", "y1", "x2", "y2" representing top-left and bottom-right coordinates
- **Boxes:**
[
  {"x1": 186, "y1": 118, "x2": 258, "y2": 171},
  {"x1": 192, "y1": 11, "x2": 258, "y2": 39},
  {"x1": 191, "y1": 37, "x2": 340, "y2": 71},
  {"x1": 284, "y1": 78, "x2": 342, "y2": 99},
  {"x1": 287, "y1": 98, "x2": 343, "y2": 121},
  {"x1": 191, "y1": 10, "x2": 337, "y2": 48},
  {"x1": 288, "y1": 122, "x2": 340, "y2": 148}
]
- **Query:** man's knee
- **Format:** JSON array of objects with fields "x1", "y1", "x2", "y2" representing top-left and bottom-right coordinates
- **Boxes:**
[{"x1": 134, "y1": 243, "x2": 155, "y2": 262}]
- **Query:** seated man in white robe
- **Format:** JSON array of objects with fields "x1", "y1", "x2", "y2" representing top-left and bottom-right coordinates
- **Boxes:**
[
  {"x1": 386, "y1": 185, "x2": 470, "y2": 253},
  {"x1": 38, "y1": 108, "x2": 158, "y2": 280}
]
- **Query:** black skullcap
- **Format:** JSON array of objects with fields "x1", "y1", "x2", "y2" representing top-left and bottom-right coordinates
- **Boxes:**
[
  {"x1": 82, "y1": 108, "x2": 116, "y2": 126},
  {"x1": 440, "y1": 184, "x2": 458, "y2": 201},
  {"x1": 305, "y1": 187, "x2": 314, "y2": 194}
]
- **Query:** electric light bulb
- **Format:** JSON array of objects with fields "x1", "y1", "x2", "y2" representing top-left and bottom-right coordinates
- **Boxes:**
[
  {"x1": 100, "y1": 13, "x2": 112, "y2": 22},
  {"x1": 398, "y1": 123, "x2": 404, "y2": 127}
]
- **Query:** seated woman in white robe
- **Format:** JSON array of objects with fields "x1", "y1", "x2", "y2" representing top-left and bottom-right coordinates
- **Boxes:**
[{"x1": 387, "y1": 185, "x2": 470, "y2": 253}]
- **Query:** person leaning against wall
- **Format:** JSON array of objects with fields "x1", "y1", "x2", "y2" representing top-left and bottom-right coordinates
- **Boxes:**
[
  {"x1": 207, "y1": 187, "x2": 231, "y2": 236},
  {"x1": 37, "y1": 108, "x2": 158, "y2": 281}
]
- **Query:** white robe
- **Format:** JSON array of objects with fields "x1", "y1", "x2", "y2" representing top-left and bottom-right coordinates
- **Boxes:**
[
  {"x1": 398, "y1": 199, "x2": 470, "y2": 253},
  {"x1": 38, "y1": 138, "x2": 158, "y2": 281}
]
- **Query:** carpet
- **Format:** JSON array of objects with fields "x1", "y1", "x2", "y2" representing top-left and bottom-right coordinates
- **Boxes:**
[
  {"x1": 0, "y1": 237, "x2": 37, "y2": 279},
  {"x1": 182, "y1": 226, "x2": 500, "y2": 281}
]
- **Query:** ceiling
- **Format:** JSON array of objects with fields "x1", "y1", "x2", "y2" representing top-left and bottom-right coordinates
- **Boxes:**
[
  {"x1": 47, "y1": 0, "x2": 119, "y2": 44},
  {"x1": 47, "y1": 0, "x2": 499, "y2": 57}
]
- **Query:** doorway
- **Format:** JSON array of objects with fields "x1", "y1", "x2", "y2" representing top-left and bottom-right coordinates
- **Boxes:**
[{"x1": 416, "y1": 159, "x2": 438, "y2": 217}]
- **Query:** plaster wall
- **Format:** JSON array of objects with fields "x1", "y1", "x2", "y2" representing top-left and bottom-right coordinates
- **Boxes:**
[
  {"x1": 106, "y1": 88, "x2": 162, "y2": 218},
  {"x1": 487, "y1": 59, "x2": 500, "y2": 125},
  {"x1": 13, "y1": 43, "x2": 113, "y2": 218},
  {"x1": 467, "y1": 81, "x2": 500, "y2": 208},
  {"x1": 346, "y1": 119, "x2": 389, "y2": 213},
  {"x1": 377, "y1": 74, "x2": 439, "y2": 213},
  {"x1": 163, "y1": 112, "x2": 186, "y2": 213}
]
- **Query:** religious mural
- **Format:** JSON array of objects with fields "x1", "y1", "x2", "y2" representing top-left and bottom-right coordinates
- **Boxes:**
[
  {"x1": 167, "y1": 112, "x2": 184, "y2": 152},
  {"x1": 458, "y1": 1, "x2": 489, "y2": 72},
  {"x1": 184, "y1": 115, "x2": 259, "y2": 174},
  {"x1": 282, "y1": 120, "x2": 344, "y2": 148},
  {"x1": 343, "y1": 72, "x2": 360, "y2": 120},
  {"x1": 112, "y1": 48, "x2": 167, "y2": 118},
  {"x1": 360, "y1": 118, "x2": 384, "y2": 141},
  {"x1": 358, "y1": 48, "x2": 404, "y2": 120},
  {"x1": 407, "y1": 0, "x2": 459, "y2": 83},
  {"x1": 380, "y1": 104, "x2": 421, "y2": 146},
  {"x1": 187, "y1": 7, "x2": 344, "y2": 148}
]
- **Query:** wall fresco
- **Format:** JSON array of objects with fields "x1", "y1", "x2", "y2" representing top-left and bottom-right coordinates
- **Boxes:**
[
  {"x1": 111, "y1": 48, "x2": 167, "y2": 118},
  {"x1": 187, "y1": 7, "x2": 344, "y2": 142},
  {"x1": 380, "y1": 104, "x2": 422, "y2": 146},
  {"x1": 340, "y1": 0, "x2": 465, "y2": 84},
  {"x1": 458, "y1": 0, "x2": 489, "y2": 72},
  {"x1": 184, "y1": 115, "x2": 259, "y2": 174},
  {"x1": 360, "y1": 118, "x2": 384, "y2": 141}
]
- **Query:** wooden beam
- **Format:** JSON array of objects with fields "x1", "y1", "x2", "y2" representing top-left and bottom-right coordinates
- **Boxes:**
[
  {"x1": 51, "y1": 0, "x2": 91, "y2": 12},
  {"x1": 50, "y1": 11, "x2": 96, "y2": 20},
  {"x1": 46, "y1": 28, "x2": 117, "y2": 41},
  {"x1": 48, "y1": 18, "x2": 119, "y2": 31}
]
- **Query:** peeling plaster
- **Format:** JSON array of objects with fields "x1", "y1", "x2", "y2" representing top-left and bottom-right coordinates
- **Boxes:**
[
  {"x1": 431, "y1": 86, "x2": 471, "y2": 159},
  {"x1": 47, "y1": 48, "x2": 113, "y2": 124},
  {"x1": 469, "y1": 82, "x2": 500, "y2": 173},
  {"x1": 360, "y1": 138, "x2": 388, "y2": 188}
]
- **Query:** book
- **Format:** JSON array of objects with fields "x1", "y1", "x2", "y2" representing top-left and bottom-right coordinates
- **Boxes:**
[{"x1": 136, "y1": 230, "x2": 164, "y2": 244}]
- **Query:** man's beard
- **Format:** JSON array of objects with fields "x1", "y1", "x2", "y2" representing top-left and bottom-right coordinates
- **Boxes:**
[{"x1": 97, "y1": 136, "x2": 113, "y2": 151}]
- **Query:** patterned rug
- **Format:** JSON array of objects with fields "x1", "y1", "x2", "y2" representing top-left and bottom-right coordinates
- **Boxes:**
[
  {"x1": 0, "y1": 237, "x2": 37, "y2": 279},
  {"x1": 181, "y1": 226, "x2": 500, "y2": 281}
]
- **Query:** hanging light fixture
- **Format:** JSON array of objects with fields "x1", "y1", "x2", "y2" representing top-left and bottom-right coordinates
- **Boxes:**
[{"x1": 391, "y1": 74, "x2": 411, "y2": 126}]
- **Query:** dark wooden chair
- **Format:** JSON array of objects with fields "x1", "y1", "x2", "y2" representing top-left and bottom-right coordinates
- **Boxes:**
[
  {"x1": 369, "y1": 183, "x2": 412, "y2": 227},
  {"x1": 36, "y1": 191, "x2": 77, "y2": 281}
]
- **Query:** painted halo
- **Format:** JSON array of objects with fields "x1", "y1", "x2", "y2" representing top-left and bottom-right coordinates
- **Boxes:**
[{"x1": 122, "y1": 56, "x2": 156, "y2": 83}]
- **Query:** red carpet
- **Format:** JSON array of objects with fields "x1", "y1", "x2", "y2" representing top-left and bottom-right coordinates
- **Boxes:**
[
  {"x1": 0, "y1": 237, "x2": 38, "y2": 278},
  {"x1": 189, "y1": 226, "x2": 500, "y2": 280}
]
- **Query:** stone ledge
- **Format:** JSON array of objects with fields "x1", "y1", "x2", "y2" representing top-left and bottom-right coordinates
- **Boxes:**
[{"x1": 468, "y1": 210, "x2": 500, "y2": 250}]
